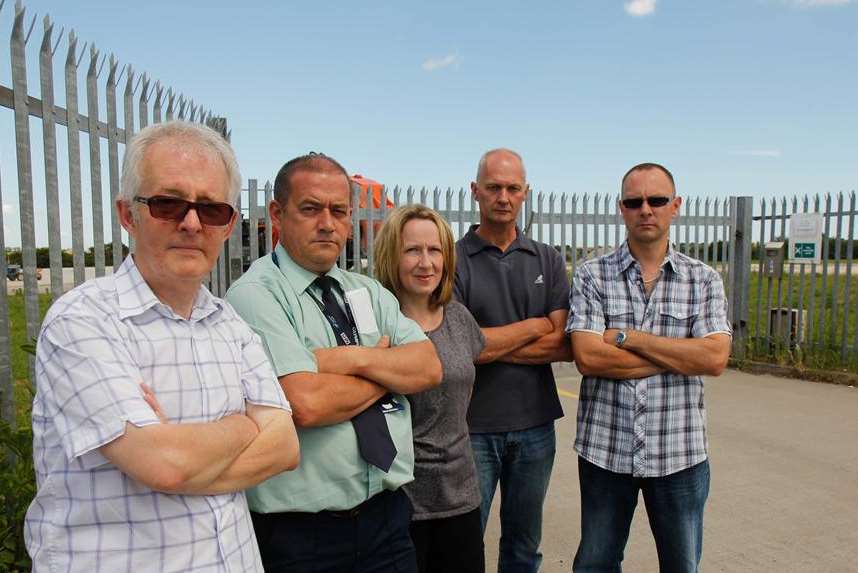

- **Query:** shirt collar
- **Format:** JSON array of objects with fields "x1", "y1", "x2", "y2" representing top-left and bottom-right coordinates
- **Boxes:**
[
  {"x1": 272, "y1": 242, "x2": 346, "y2": 294},
  {"x1": 116, "y1": 256, "x2": 222, "y2": 321},
  {"x1": 617, "y1": 241, "x2": 686, "y2": 278},
  {"x1": 462, "y1": 224, "x2": 538, "y2": 256}
]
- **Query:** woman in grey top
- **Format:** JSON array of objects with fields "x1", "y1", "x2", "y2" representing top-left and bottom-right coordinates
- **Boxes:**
[{"x1": 374, "y1": 205, "x2": 486, "y2": 573}]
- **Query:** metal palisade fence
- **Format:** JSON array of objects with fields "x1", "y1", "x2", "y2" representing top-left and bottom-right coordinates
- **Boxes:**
[
  {"x1": 233, "y1": 180, "x2": 754, "y2": 356},
  {"x1": 0, "y1": 0, "x2": 226, "y2": 427},
  {"x1": 751, "y1": 192, "x2": 858, "y2": 368}
]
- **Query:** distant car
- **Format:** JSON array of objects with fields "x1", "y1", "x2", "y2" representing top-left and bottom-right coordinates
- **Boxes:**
[{"x1": 5, "y1": 265, "x2": 42, "y2": 281}]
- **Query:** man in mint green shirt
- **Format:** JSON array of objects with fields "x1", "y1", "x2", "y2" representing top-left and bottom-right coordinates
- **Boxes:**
[{"x1": 226, "y1": 153, "x2": 442, "y2": 573}]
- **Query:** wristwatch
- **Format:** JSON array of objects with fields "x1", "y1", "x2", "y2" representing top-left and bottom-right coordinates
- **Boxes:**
[{"x1": 614, "y1": 330, "x2": 628, "y2": 348}]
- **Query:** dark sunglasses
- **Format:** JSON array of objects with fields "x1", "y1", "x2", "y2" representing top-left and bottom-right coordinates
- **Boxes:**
[
  {"x1": 133, "y1": 195, "x2": 235, "y2": 226},
  {"x1": 621, "y1": 196, "x2": 672, "y2": 210}
]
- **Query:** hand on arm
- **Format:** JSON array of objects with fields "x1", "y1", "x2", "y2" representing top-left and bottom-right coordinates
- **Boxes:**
[
  {"x1": 314, "y1": 338, "x2": 442, "y2": 394},
  {"x1": 501, "y1": 309, "x2": 574, "y2": 365},
  {"x1": 606, "y1": 329, "x2": 731, "y2": 377},
  {"x1": 476, "y1": 317, "x2": 552, "y2": 364},
  {"x1": 572, "y1": 331, "x2": 665, "y2": 379}
]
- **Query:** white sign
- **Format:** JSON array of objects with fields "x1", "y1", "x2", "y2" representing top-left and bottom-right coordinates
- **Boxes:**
[{"x1": 789, "y1": 213, "x2": 823, "y2": 263}]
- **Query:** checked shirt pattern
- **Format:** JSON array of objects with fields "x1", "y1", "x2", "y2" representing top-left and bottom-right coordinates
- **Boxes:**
[{"x1": 566, "y1": 242, "x2": 731, "y2": 478}]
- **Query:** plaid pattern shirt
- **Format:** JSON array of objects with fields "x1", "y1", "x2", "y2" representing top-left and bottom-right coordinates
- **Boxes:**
[
  {"x1": 566, "y1": 242, "x2": 730, "y2": 478},
  {"x1": 25, "y1": 256, "x2": 290, "y2": 573}
]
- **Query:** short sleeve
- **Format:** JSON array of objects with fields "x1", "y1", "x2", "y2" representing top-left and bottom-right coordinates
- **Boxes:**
[
  {"x1": 451, "y1": 302, "x2": 485, "y2": 362},
  {"x1": 225, "y1": 306, "x2": 292, "y2": 412},
  {"x1": 692, "y1": 270, "x2": 732, "y2": 339},
  {"x1": 566, "y1": 263, "x2": 606, "y2": 335},
  {"x1": 375, "y1": 282, "x2": 427, "y2": 346},
  {"x1": 35, "y1": 313, "x2": 160, "y2": 463},
  {"x1": 227, "y1": 281, "x2": 318, "y2": 377},
  {"x1": 547, "y1": 247, "x2": 571, "y2": 314}
]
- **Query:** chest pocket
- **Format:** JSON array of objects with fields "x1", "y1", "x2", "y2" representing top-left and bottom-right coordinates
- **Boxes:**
[
  {"x1": 604, "y1": 301, "x2": 636, "y2": 330},
  {"x1": 657, "y1": 304, "x2": 699, "y2": 338}
]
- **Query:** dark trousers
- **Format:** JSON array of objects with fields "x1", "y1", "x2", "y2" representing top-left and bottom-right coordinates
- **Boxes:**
[
  {"x1": 573, "y1": 457, "x2": 711, "y2": 573},
  {"x1": 409, "y1": 507, "x2": 485, "y2": 573},
  {"x1": 251, "y1": 489, "x2": 417, "y2": 573}
]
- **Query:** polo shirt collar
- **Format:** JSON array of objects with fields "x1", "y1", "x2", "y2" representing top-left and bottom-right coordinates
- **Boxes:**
[
  {"x1": 462, "y1": 224, "x2": 538, "y2": 256},
  {"x1": 272, "y1": 242, "x2": 346, "y2": 293},
  {"x1": 116, "y1": 256, "x2": 222, "y2": 321}
]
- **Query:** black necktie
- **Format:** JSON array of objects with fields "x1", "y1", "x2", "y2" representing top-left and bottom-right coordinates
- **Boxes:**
[{"x1": 313, "y1": 276, "x2": 398, "y2": 472}]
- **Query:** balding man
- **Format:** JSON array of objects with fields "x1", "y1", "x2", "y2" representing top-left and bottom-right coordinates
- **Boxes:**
[
  {"x1": 454, "y1": 149, "x2": 572, "y2": 572},
  {"x1": 227, "y1": 153, "x2": 442, "y2": 572}
]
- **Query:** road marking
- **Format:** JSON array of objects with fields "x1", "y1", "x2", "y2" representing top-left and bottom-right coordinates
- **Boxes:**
[{"x1": 558, "y1": 389, "x2": 578, "y2": 399}]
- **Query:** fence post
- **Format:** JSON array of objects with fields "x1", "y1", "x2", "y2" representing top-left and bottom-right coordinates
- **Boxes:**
[{"x1": 729, "y1": 196, "x2": 753, "y2": 357}]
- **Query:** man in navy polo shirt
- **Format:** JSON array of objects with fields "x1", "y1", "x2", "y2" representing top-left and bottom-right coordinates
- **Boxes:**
[{"x1": 454, "y1": 148, "x2": 572, "y2": 572}]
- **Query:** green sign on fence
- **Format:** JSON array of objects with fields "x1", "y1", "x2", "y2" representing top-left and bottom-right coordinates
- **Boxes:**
[{"x1": 793, "y1": 242, "x2": 816, "y2": 259}]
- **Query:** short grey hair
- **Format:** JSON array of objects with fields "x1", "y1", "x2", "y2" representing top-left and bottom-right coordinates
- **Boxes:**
[
  {"x1": 475, "y1": 148, "x2": 527, "y2": 183},
  {"x1": 119, "y1": 120, "x2": 242, "y2": 206}
]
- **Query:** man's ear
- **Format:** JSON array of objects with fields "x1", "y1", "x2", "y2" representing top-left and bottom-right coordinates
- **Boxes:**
[
  {"x1": 470, "y1": 181, "x2": 478, "y2": 200},
  {"x1": 672, "y1": 196, "x2": 683, "y2": 218},
  {"x1": 117, "y1": 199, "x2": 137, "y2": 236}
]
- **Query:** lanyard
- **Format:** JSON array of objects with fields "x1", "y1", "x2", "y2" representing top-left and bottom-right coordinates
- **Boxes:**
[{"x1": 271, "y1": 251, "x2": 361, "y2": 346}]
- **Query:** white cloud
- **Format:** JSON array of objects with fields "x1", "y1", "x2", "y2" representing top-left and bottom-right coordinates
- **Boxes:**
[
  {"x1": 422, "y1": 54, "x2": 460, "y2": 72},
  {"x1": 625, "y1": 0, "x2": 657, "y2": 16},
  {"x1": 730, "y1": 149, "x2": 782, "y2": 158}
]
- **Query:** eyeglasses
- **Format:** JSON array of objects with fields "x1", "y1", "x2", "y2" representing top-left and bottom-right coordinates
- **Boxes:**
[
  {"x1": 133, "y1": 196, "x2": 235, "y2": 226},
  {"x1": 621, "y1": 196, "x2": 672, "y2": 210}
]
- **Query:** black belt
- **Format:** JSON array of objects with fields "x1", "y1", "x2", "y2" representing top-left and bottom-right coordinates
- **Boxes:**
[
  {"x1": 253, "y1": 489, "x2": 397, "y2": 523},
  {"x1": 322, "y1": 489, "x2": 396, "y2": 518}
]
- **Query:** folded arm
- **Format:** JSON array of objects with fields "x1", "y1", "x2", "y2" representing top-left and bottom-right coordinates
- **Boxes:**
[
  {"x1": 476, "y1": 317, "x2": 552, "y2": 364},
  {"x1": 501, "y1": 309, "x2": 573, "y2": 365},
  {"x1": 571, "y1": 331, "x2": 665, "y2": 379},
  {"x1": 197, "y1": 403, "x2": 300, "y2": 494},
  {"x1": 279, "y1": 370, "x2": 386, "y2": 427},
  {"x1": 313, "y1": 339, "x2": 442, "y2": 394},
  {"x1": 99, "y1": 413, "x2": 259, "y2": 494},
  {"x1": 607, "y1": 329, "x2": 731, "y2": 377}
]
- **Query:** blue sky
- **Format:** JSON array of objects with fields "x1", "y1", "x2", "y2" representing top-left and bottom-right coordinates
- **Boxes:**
[{"x1": 1, "y1": 0, "x2": 857, "y2": 247}]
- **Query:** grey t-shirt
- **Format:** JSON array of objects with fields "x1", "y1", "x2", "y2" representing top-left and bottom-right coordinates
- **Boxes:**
[{"x1": 404, "y1": 301, "x2": 486, "y2": 520}]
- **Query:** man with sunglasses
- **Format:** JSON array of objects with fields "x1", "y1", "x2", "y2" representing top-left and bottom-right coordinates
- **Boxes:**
[
  {"x1": 226, "y1": 153, "x2": 442, "y2": 572},
  {"x1": 25, "y1": 121, "x2": 299, "y2": 573},
  {"x1": 566, "y1": 163, "x2": 731, "y2": 572}
]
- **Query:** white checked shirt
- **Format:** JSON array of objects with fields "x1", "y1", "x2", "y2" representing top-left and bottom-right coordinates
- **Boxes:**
[
  {"x1": 25, "y1": 256, "x2": 290, "y2": 573},
  {"x1": 566, "y1": 242, "x2": 731, "y2": 478}
]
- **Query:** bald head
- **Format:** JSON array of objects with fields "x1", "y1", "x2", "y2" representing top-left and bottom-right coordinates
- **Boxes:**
[{"x1": 476, "y1": 148, "x2": 527, "y2": 184}]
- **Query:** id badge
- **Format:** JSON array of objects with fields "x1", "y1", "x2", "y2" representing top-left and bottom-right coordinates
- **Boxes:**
[{"x1": 379, "y1": 397, "x2": 404, "y2": 414}]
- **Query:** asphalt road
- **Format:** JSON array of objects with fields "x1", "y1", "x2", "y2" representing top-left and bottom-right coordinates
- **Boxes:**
[{"x1": 483, "y1": 365, "x2": 858, "y2": 573}]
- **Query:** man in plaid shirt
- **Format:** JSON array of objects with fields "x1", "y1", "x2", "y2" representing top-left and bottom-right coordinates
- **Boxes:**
[{"x1": 566, "y1": 163, "x2": 731, "y2": 573}]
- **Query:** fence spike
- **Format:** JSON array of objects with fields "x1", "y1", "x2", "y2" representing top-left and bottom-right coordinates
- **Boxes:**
[
  {"x1": 40, "y1": 13, "x2": 53, "y2": 52},
  {"x1": 107, "y1": 54, "x2": 119, "y2": 84},
  {"x1": 76, "y1": 40, "x2": 88, "y2": 66}
]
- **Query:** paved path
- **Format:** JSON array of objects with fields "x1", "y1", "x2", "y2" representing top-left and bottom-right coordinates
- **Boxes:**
[{"x1": 483, "y1": 365, "x2": 858, "y2": 572}]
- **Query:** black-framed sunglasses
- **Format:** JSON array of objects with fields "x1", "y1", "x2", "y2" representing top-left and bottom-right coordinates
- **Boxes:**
[
  {"x1": 621, "y1": 196, "x2": 673, "y2": 210},
  {"x1": 133, "y1": 195, "x2": 235, "y2": 226}
]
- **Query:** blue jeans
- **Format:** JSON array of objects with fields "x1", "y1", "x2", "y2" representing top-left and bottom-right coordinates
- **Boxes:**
[
  {"x1": 471, "y1": 422, "x2": 556, "y2": 573},
  {"x1": 573, "y1": 457, "x2": 711, "y2": 573}
]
